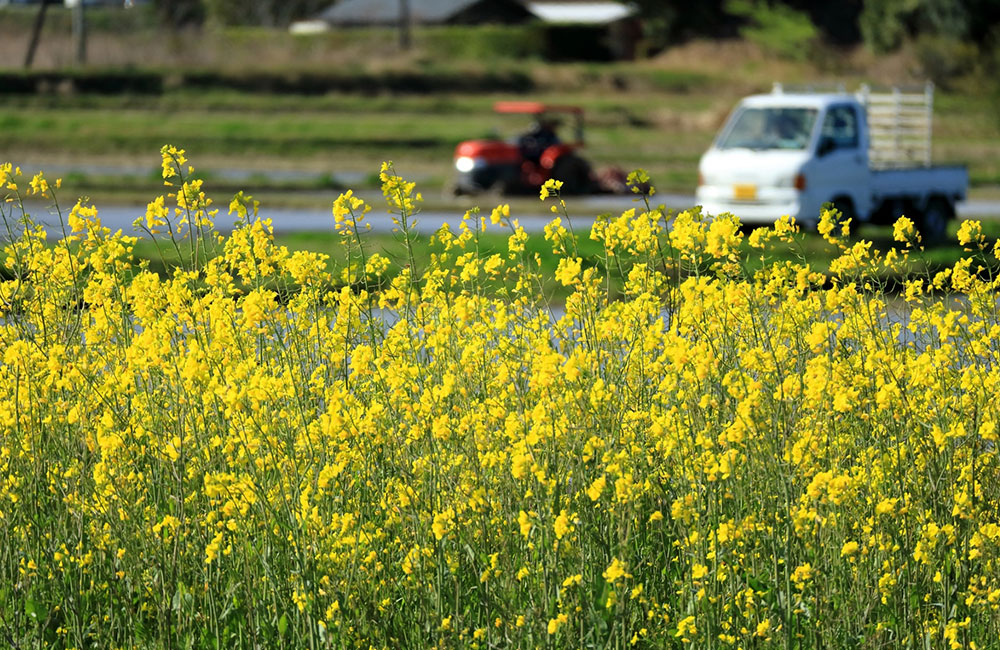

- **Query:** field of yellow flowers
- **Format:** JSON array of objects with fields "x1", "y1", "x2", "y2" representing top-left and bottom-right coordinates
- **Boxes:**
[{"x1": 2, "y1": 147, "x2": 1000, "y2": 649}]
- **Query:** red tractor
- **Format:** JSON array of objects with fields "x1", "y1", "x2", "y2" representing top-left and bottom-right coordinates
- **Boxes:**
[{"x1": 452, "y1": 101, "x2": 629, "y2": 196}]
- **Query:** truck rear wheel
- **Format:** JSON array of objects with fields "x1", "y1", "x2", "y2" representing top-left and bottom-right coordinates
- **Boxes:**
[{"x1": 917, "y1": 198, "x2": 951, "y2": 244}]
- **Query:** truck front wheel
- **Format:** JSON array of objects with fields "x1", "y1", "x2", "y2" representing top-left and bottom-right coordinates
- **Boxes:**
[
  {"x1": 917, "y1": 198, "x2": 952, "y2": 244},
  {"x1": 831, "y1": 198, "x2": 857, "y2": 235}
]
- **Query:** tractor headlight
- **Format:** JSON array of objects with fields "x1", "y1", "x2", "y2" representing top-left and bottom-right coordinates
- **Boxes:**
[{"x1": 455, "y1": 156, "x2": 481, "y2": 173}]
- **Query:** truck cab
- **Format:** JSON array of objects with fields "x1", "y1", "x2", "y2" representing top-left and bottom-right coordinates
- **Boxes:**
[{"x1": 696, "y1": 84, "x2": 968, "y2": 240}]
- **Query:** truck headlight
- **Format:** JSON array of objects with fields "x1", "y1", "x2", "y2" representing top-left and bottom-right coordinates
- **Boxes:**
[{"x1": 455, "y1": 156, "x2": 481, "y2": 173}]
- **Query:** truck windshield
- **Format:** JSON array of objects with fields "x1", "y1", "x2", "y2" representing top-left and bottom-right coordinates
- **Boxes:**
[{"x1": 717, "y1": 107, "x2": 818, "y2": 151}]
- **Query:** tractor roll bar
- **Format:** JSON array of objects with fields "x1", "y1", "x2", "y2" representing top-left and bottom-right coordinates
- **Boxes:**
[{"x1": 493, "y1": 101, "x2": 585, "y2": 145}]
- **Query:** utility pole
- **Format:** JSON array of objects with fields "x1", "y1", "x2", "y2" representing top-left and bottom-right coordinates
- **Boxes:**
[
  {"x1": 399, "y1": 0, "x2": 411, "y2": 50},
  {"x1": 72, "y1": 0, "x2": 88, "y2": 64},
  {"x1": 24, "y1": 0, "x2": 52, "y2": 68}
]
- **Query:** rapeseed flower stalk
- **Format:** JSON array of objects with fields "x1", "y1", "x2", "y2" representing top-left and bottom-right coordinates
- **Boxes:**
[{"x1": 1, "y1": 151, "x2": 999, "y2": 648}]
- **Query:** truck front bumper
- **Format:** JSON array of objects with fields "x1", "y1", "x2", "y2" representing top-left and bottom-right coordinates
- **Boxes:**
[{"x1": 696, "y1": 186, "x2": 803, "y2": 226}]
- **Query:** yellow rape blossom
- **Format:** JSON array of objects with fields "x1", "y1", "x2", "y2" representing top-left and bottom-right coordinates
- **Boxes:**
[{"x1": 2, "y1": 154, "x2": 999, "y2": 649}]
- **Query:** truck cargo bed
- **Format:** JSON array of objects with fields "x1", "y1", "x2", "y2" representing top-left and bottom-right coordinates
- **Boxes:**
[{"x1": 871, "y1": 165, "x2": 968, "y2": 202}]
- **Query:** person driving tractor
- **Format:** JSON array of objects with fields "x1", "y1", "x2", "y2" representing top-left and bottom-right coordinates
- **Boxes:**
[{"x1": 518, "y1": 116, "x2": 561, "y2": 163}]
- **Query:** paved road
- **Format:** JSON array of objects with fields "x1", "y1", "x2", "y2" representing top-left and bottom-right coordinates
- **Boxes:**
[
  {"x1": 11, "y1": 159, "x2": 1000, "y2": 233},
  {"x1": 15, "y1": 194, "x2": 689, "y2": 237},
  {"x1": 15, "y1": 193, "x2": 1000, "y2": 238}
]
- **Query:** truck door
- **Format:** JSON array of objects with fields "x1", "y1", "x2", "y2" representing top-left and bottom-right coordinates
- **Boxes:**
[{"x1": 811, "y1": 104, "x2": 872, "y2": 221}]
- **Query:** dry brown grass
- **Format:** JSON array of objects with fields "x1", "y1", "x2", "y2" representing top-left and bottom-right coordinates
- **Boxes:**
[
  {"x1": 652, "y1": 39, "x2": 805, "y2": 82},
  {"x1": 650, "y1": 38, "x2": 931, "y2": 88},
  {"x1": 0, "y1": 23, "x2": 422, "y2": 70}
]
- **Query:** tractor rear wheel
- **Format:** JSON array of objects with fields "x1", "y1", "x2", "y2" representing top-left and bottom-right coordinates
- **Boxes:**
[{"x1": 550, "y1": 154, "x2": 594, "y2": 195}]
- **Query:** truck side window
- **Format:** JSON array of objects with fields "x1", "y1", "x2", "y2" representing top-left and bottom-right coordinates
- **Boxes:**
[{"x1": 821, "y1": 106, "x2": 858, "y2": 150}]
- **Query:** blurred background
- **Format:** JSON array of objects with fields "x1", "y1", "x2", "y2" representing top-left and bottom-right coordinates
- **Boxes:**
[{"x1": 0, "y1": 0, "x2": 998, "y2": 211}]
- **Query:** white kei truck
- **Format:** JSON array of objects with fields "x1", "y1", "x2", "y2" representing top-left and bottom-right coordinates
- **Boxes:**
[{"x1": 696, "y1": 83, "x2": 969, "y2": 241}]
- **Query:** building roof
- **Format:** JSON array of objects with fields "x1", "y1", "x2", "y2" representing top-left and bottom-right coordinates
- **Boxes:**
[
  {"x1": 318, "y1": 0, "x2": 523, "y2": 25},
  {"x1": 526, "y1": 1, "x2": 635, "y2": 24},
  {"x1": 317, "y1": 0, "x2": 635, "y2": 26}
]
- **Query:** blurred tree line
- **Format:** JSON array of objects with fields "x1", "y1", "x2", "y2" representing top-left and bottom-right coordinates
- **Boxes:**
[
  {"x1": 638, "y1": 0, "x2": 998, "y2": 48},
  {"x1": 634, "y1": 0, "x2": 998, "y2": 82}
]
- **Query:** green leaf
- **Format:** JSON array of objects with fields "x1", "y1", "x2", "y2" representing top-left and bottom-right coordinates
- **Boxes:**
[
  {"x1": 25, "y1": 598, "x2": 46, "y2": 621},
  {"x1": 172, "y1": 582, "x2": 185, "y2": 612},
  {"x1": 277, "y1": 613, "x2": 288, "y2": 637}
]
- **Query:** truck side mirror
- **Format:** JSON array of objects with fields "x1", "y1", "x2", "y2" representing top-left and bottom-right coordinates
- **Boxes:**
[{"x1": 817, "y1": 136, "x2": 836, "y2": 157}]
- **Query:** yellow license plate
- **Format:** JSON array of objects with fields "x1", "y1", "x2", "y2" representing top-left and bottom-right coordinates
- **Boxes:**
[{"x1": 733, "y1": 184, "x2": 757, "y2": 201}]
